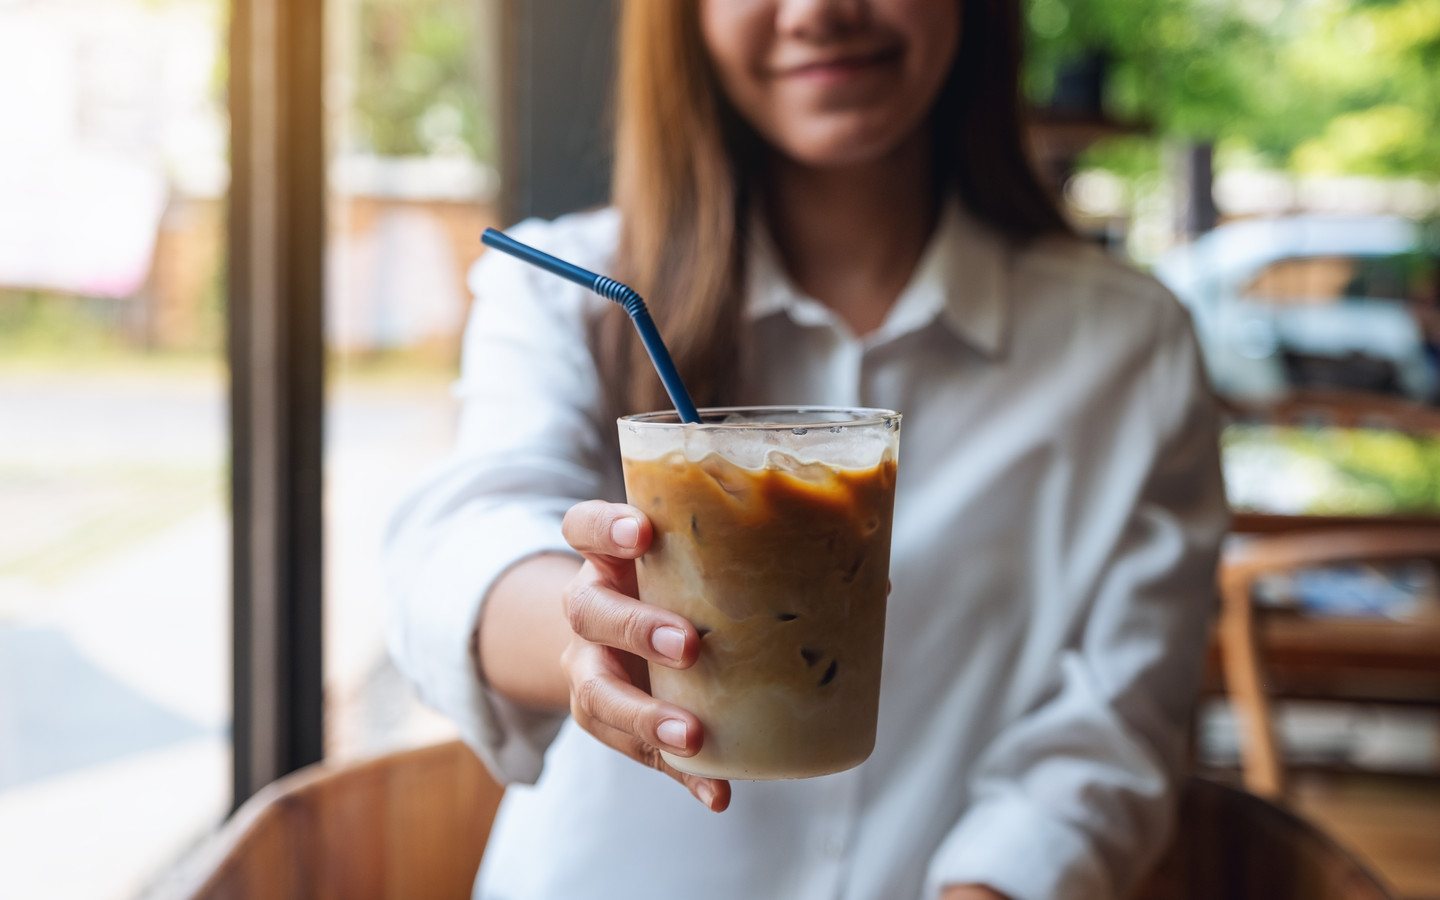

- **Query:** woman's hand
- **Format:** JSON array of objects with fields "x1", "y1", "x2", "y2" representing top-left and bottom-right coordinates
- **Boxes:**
[{"x1": 559, "y1": 500, "x2": 732, "y2": 812}]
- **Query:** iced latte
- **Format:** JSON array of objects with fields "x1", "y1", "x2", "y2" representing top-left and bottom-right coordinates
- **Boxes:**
[{"x1": 618, "y1": 407, "x2": 900, "y2": 780}]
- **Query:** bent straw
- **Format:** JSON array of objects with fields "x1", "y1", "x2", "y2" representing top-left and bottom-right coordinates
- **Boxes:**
[{"x1": 481, "y1": 228, "x2": 700, "y2": 423}]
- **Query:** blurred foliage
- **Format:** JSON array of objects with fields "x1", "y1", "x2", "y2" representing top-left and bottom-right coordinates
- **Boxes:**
[
  {"x1": 346, "y1": 0, "x2": 1440, "y2": 175},
  {"x1": 0, "y1": 292, "x2": 129, "y2": 359},
  {"x1": 352, "y1": 0, "x2": 490, "y2": 159},
  {"x1": 1225, "y1": 423, "x2": 1440, "y2": 514},
  {"x1": 1026, "y1": 0, "x2": 1440, "y2": 178},
  {"x1": 0, "y1": 285, "x2": 224, "y2": 365}
]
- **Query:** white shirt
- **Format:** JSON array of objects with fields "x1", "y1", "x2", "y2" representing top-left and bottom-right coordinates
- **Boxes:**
[{"x1": 384, "y1": 203, "x2": 1229, "y2": 900}]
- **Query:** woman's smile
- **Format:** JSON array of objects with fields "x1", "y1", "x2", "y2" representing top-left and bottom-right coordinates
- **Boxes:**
[
  {"x1": 702, "y1": 0, "x2": 959, "y2": 168},
  {"x1": 773, "y1": 45, "x2": 905, "y2": 85}
]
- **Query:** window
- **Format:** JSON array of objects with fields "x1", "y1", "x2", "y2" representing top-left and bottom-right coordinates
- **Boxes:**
[
  {"x1": 0, "y1": 1, "x2": 230, "y2": 896},
  {"x1": 321, "y1": 0, "x2": 500, "y2": 760}
]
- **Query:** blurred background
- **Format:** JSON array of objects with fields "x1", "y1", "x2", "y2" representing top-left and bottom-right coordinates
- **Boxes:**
[{"x1": 0, "y1": 0, "x2": 1435, "y2": 898}]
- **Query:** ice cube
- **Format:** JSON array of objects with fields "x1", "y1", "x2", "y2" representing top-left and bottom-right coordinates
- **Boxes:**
[
  {"x1": 763, "y1": 449, "x2": 830, "y2": 482},
  {"x1": 700, "y1": 456, "x2": 750, "y2": 499}
]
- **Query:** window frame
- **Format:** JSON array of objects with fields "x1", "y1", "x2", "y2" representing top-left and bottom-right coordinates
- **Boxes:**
[{"x1": 228, "y1": 0, "x2": 327, "y2": 809}]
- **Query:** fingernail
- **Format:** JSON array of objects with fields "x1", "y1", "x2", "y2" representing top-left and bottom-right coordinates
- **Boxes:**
[
  {"x1": 611, "y1": 517, "x2": 639, "y2": 549},
  {"x1": 651, "y1": 626, "x2": 685, "y2": 661},
  {"x1": 657, "y1": 718, "x2": 688, "y2": 750},
  {"x1": 697, "y1": 783, "x2": 717, "y2": 809}
]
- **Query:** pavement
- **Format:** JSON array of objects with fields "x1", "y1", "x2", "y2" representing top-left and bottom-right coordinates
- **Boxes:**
[{"x1": 0, "y1": 365, "x2": 458, "y2": 900}]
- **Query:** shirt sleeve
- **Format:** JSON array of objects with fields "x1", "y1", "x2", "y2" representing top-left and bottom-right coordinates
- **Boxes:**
[
  {"x1": 383, "y1": 215, "x2": 615, "y2": 785},
  {"x1": 924, "y1": 302, "x2": 1230, "y2": 900}
]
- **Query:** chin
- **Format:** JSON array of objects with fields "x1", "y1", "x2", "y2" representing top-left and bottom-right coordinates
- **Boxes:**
[
  {"x1": 782, "y1": 137, "x2": 906, "y2": 170},
  {"x1": 770, "y1": 115, "x2": 920, "y2": 171}
]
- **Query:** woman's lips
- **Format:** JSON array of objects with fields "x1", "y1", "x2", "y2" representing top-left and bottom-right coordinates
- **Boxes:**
[{"x1": 777, "y1": 47, "x2": 903, "y2": 83}]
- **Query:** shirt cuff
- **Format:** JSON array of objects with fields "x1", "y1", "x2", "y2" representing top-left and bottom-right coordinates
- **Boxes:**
[
  {"x1": 925, "y1": 793, "x2": 1114, "y2": 900},
  {"x1": 386, "y1": 501, "x2": 574, "y2": 785}
]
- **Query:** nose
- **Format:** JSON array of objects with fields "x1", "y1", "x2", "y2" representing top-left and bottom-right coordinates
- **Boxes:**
[{"x1": 775, "y1": 0, "x2": 872, "y2": 39}]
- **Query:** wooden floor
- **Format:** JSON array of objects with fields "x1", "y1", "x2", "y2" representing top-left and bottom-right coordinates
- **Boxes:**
[{"x1": 1289, "y1": 773, "x2": 1440, "y2": 900}]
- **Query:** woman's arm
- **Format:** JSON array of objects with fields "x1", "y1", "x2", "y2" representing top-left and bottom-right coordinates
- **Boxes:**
[
  {"x1": 385, "y1": 213, "x2": 616, "y2": 783},
  {"x1": 475, "y1": 552, "x2": 577, "y2": 712},
  {"x1": 387, "y1": 214, "x2": 729, "y2": 807}
]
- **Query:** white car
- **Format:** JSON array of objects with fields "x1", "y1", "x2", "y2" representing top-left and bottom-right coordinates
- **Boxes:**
[{"x1": 1152, "y1": 215, "x2": 1435, "y2": 402}]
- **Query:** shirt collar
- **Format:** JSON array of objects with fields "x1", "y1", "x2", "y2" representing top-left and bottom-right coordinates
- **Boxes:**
[{"x1": 743, "y1": 198, "x2": 1009, "y2": 359}]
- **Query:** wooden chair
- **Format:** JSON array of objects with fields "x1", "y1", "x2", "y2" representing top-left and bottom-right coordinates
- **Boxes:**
[
  {"x1": 169, "y1": 741, "x2": 501, "y2": 900},
  {"x1": 1217, "y1": 527, "x2": 1440, "y2": 799},
  {"x1": 1132, "y1": 777, "x2": 1392, "y2": 900},
  {"x1": 166, "y1": 740, "x2": 1392, "y2": 900}
]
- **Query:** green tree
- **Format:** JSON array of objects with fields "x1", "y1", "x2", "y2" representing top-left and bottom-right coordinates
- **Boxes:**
[
  {"x1": 1027, "y1": 0, "x2": 1440, "y2": 178},
  {"x1": 353, "y1": 0, "x2": 490, "y2": 160}
]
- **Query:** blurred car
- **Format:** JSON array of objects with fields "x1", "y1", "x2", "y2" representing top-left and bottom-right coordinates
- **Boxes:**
[{"x1": 1152, "y1": 215, "x2": 1438, "y2": 402}]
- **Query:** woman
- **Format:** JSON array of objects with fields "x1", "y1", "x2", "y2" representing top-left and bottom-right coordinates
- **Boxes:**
[{"x1": 385, "y1": 1, "x2": 1228, "y2": 898}]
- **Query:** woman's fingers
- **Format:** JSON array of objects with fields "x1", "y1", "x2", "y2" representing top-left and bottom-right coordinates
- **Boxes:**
[
  {"x1": 559, "y1": 500, "x2": 729, "y2": 811},
  {"x1": 561, "y1": 500, "x2": 697, "y2": 668},
  {"x1": 565, "y1": 640, "x2": 730, "y2": 812},
  {"x1": 585, "y1": 717, "x2": 731, "y2": 813},
  {"x1": 565, "y1": 640, "x2": 701, "y2": 755},
  {"x1": 563, "y1": 499, "x2": 651, "y2": 562},
  {"x1": 563, "y1": 566, "x2": 698, "y2": 668},
  {"x1": 562, "y1": 500, "x2": 650, "y2": 596}
]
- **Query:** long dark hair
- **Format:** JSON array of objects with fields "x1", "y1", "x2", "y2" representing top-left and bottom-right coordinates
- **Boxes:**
[{"x1": 601, "y1": 0, "x2": 1070, "y2": 416}]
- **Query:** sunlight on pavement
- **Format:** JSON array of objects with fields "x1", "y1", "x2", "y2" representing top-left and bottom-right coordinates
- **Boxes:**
[{"x1": 0, "y1": 366, "x2": 459, "y2": 897}]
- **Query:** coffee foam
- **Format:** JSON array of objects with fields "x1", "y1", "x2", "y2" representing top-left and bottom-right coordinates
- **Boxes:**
[{"x1": 620, "y1": 410, "x2": 900, "y2": 470}]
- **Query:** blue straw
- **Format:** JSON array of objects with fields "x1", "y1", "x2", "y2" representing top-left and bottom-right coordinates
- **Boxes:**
[{"x1": 481, "y1": 228, "x2": 701, "y2": 423}]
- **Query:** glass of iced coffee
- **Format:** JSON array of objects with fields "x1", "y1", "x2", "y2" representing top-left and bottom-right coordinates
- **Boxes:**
[{"x1": 618, "y1": 407, "x2": 900, "y2": 780}]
